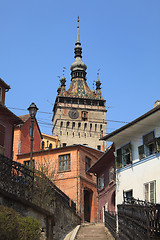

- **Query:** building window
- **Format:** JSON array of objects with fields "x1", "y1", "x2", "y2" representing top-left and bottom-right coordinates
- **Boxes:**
[
  {"x1": 95, "y1": 124, "x2": 97, "y2": 131},
  {"x1": 82, "y1": 111, "x2": 88, "y2": 121},
  {"x1": 41, "y1": 141, "x2": 45, "y2": 149},
  {"x1": 78, "y1": 132, "x2": 80, "y2": 138},
  {"x1": 84, "y1": 123, "x2": 87, "y2": 129},
  {"x1": 90, "y1": 123, "x2": 92, "y2": 131},
  {"x1": 100, "y1": 124, "x2": 102, "y2": 130},
  {"x1": 116, "y1": 143, "x2": 132, "y2": 169},
  {"x1": 109, "y1": 167, "x2": 115, "y2": 183},
  {"x1": 60, "y1": 131, "x2": 62, "y2": 136},
  {"x1": 73, "y1": 132, "x2": 74, "y2": 137},
  {"x1": 144, "y1": 181, "x2": 156, "y2": 203},
  {"x1": 98, "y1": 174, "x2": 104, "y2": 190},
  {"x1": 78, "y1": 122, "x2": 81, "y2": 128},
  {"x1": 60, "y1": 121, "x2": 63, "y2": 128},
  {"x1": 29, "y1": 126, "x2": 32, "y2": 137},
  {"x1": 97, "y1": 145, "x2": 101, "y2": 150},
  {"x1": 63, "y1": 143, "x2": 66, "y2": 147},
  {"x1": 72, "y1": 122, "x2": 75, "y2": 128},
  {"x1": 138, "y1": 131, "x2": 160, "y2": 160},
  {"x1": 49, "y1": 143, "x2": 52, "y2": 149},
  {"x1": 0, "y1": 124, "x2": 5, "y2": 149},
  {"x1": 85, "y1": 156, "x2": 91, "y2": 172},
  {"x1": 59, "y1": 154, "x2": 71, "y2": 172},
  {"x1": 0, "y1": 88, "x2": 2, "y2": 102},
  {"x1": 123, "y1": 189, "x2": 133, "y2": 201}
]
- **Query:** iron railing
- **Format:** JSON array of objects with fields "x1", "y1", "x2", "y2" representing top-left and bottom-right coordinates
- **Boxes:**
[
  {"x1": 118, "y1": 197, "x2": 160, "y2": 240},
  {"x1": 0, "y1": 154, "x2": 76, "y2": 213},
  {"x1": 104, "y1": 211, "x2": 116, "y2": 238}
]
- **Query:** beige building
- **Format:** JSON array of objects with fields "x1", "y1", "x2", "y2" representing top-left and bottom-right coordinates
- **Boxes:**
[
  {"x1": 41, "y1": 133, "x2": 60, "y2": 150},
  {"x1": 52, "y1": 19, "x2": 107, "y2": 151}
]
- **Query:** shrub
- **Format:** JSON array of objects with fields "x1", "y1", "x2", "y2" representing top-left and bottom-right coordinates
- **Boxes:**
[{"x1": 0, "y1": 205, "x2": 41, "y2": 240}]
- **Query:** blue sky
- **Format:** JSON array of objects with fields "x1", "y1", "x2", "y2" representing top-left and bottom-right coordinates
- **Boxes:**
[{"x1": 0, "y1": 0, "x2": 160, "y2": 135}]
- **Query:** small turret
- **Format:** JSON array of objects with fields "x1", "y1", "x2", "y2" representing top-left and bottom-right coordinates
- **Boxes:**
[{"x1": 96, "y1": 72, "x2": 103, "y2": 100}]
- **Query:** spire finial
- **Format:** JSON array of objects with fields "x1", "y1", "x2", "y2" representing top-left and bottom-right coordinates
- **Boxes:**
[
  {"x1": 63, "y1": 67, "x2": 66, "y2": 77},
  {"x1": 96, "y1": 69, "x2": 101, "y2": 90},
  {"x1": 77, "y1": 16, "x2": 80, "y2": 43},
  {"x1": 60, "y1": 67, "x2": 66, "y2": 87}
]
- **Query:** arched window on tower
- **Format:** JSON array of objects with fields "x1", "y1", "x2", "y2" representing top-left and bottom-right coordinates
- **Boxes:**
[
  {"x1": 95, "y1": 124, "x2": 97, "y2": 131},
  {"x1": 82, "y1": 111, "x2": 88, "y2": 121},
  {"x1": 41, "y1": 141, "x2": 45, "y2": 150},
  {"x1": 66, "y1": 121, "x2": 70, "y2": 128}
]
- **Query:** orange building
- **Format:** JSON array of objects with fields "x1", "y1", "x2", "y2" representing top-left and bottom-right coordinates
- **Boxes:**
[{"x1": 16, "y1": 144, "x2": 103, "y2": 222}]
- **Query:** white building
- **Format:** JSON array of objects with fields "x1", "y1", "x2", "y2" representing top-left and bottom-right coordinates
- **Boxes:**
[{"x1": 102, "y1": 101, "x2": 160, "y2": 206}]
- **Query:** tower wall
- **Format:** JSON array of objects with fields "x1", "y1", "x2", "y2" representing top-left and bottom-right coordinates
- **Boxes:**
[{"x1": 52, "y1": 102, "x2": 107, "y2": 150}]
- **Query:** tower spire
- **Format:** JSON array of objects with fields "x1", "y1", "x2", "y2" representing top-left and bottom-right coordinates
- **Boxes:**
[{"x1": 70, "y1": 17, "x2": 87, "y2": 80}]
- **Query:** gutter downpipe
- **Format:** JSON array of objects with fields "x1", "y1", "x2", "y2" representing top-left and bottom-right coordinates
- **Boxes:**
[{"x1": 96, "y1": 174, "x2": 99, "y2": 223}]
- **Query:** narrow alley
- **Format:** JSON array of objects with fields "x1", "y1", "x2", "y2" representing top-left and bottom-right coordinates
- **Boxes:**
[{"x1": 75, "y1": 223, "x2": 114, "y2": 240}]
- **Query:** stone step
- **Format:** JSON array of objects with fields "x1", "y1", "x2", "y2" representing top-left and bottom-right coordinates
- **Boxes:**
[{"x1": 75, "y1": 223, "x2": 114, "y2": 240}]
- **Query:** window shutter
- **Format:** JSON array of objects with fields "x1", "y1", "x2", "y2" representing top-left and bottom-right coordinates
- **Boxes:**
[
  {"x1": 116, "y1": 148, "x2": 122, "y2": 169},
  {"x1": 150, "y1": 181, "x2": 155, "y2": 203},
  {"x1": 138, "y1": 145, "x2": 145, "y2": 160},
  {"x1": 155, "y1": 137, "x2": 160, "y2": 153}
]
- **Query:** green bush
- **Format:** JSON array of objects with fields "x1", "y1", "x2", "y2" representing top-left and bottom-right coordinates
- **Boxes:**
[{"x1": 0, "y1": 205, "x2": 41, "y2": 240}]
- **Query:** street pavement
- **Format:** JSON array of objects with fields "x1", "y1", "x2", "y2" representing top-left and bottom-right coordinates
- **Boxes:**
[{"x1": 75, "y1": 223, "x2": 114, "y2": 240}]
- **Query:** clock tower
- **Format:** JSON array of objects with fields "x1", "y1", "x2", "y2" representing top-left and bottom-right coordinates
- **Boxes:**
[{"x1": 52, "y1": 18, "x2": 107, "y2": 151}]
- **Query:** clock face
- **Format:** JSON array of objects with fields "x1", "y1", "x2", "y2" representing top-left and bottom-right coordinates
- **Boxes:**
[{"x1": 69, "y1": 109, "x2": 79, "y2": 119}]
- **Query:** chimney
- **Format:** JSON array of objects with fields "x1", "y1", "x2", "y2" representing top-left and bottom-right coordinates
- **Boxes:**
[{"x1": 153, "y1": 100, "x2": 160, "y2": 108}]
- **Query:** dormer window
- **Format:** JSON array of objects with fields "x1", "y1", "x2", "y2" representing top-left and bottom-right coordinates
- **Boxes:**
[{"x1": 138, "y1": 131, "x2": 160, "y2": 160}]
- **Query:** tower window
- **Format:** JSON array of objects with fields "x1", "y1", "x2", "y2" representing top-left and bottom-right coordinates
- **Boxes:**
[
  {"x1": 84, "y1": 123, "x2": 87, "y2": 129},
  {"x1": 100, "y1": 124, "x2": 102, "y2": 130},
  {"x1": 73, "y1": 132, "x2": 74, "y2": 137},
  {"x1": 66, "y1": 121, "x2": 70, "y2": 128},
  {"x1": 41, "y1": 141, "x2": 45, "y2": 149},
  {"x1": 78, "y1": 122, "x2": 81, "y2": 128},
  {"x1": 72, "y1": 122, "x2": 75, "y2": 128},
  {"x1": 95, "y1": 124, "x2": 97, "y2": 131},
  {"x1": 82, "y1": 111, "x2": 88, "y2": 121},
  {"x1": 49, "y1": 143, "x2": 52, "y2": 149},
  {"x1": 97, "y1": 145, "x2": 101, "y2": 150}
]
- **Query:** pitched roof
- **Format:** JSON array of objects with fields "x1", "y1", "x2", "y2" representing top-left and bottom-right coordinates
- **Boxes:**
[
  {"x1": 0, "y1": 78, "x2": 10, "y2": 90},
  {"x1": 19, "y1": 114, "x2": 30, "y2": 122},
  {"x1": 102, "y1": 104, "x2": 160, "y2": 141},
  {"x1": 0, "y1": 104, "x2": 23, "y2": 124}
]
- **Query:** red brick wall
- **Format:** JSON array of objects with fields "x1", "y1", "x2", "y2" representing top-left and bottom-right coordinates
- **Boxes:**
[{"x1": 13, "y1": 117, "x2": 41, "y2": 161}]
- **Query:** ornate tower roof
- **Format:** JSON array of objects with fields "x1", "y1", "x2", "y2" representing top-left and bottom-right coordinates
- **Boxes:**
[
  {"x1": 65, "y1": 17, "x2": 96, "y2": 99},
  {"x1": 70, "y1": 17, "x2": 87, "y2": 80}
]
